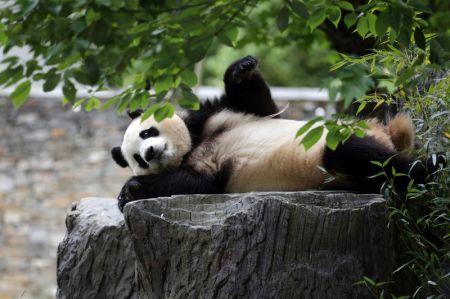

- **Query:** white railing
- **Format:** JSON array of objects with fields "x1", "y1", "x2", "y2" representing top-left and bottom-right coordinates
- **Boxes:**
[{"x1": 0, "y1": 85, "x2": 330, "y2": 102}]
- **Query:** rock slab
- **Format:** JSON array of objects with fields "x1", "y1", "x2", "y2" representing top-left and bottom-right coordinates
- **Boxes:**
[
  {"x1": 56, "y1": 198, "x2": 137, "y2": 299},
  {"x1": 123, "y1": 192, "x2": 392, "y2": 299}
]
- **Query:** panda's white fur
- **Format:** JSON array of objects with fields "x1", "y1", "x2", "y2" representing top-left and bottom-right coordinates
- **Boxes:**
[
  {"x1": 119, "y1": 110, "x2": 414, "y2": 193},
  {"x1": 191, "y1": 110, "x2": 325, "y2": 192}
]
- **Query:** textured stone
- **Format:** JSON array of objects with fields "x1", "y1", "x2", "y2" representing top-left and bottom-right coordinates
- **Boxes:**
[
  {"x1": 124, "y1": 191, "x2": 392, "y2": 299},
  {"x1": 56, "y1": 198, "x2": 137, "y2": 299}
]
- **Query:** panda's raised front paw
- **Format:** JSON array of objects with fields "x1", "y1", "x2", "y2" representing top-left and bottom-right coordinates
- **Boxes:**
[
  {"x1": 225, "y1": 55, "x2": 258, "y2": 84},
  {"x1": 117, "y1": 180, "x2": 143, "y2": 212}
]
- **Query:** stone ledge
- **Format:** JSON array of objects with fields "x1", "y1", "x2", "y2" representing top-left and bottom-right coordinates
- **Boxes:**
[{"x1": 57, "y1": 192, "x2": 392, "y2": 299}]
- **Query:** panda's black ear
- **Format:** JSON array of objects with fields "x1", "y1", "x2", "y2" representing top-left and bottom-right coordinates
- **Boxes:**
[
  {"x1": 111, "y1": 147, "x2": 128, "y2": 168},
  {"x1": 127, "y1": 109, "x2": 143, "y2": 119}
]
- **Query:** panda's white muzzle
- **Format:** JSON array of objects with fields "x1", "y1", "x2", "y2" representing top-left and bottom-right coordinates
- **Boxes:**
[{"x1": 140, "y1": 137, "x2": 167, "y2": 163}]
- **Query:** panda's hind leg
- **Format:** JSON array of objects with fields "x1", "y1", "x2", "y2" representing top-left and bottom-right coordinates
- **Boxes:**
[
  {"x1": 222, "y1": 56, "x2": 279, "y2": 117},
  {"x1": 323, "y1": 135, "x2": 440, "y2": 193}
]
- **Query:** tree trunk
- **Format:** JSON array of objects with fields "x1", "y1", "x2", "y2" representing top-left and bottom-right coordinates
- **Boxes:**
[
  {"x1": 56, "y1": 198, "x2": 137, "y2": 299},
  {"x1": 123, "y1": 191, "x2": 392, "y2": 299}
]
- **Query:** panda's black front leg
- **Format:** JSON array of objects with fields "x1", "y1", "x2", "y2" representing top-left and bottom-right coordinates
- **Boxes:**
[
  {"x1": 117, "y1": 167, "x2": 227, "y2": 212},
  {"x1": 222, "y1": 56, "x2": 279, "y2": 117}
]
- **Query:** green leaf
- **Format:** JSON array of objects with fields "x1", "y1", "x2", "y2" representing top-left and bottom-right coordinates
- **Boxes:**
[
  {"x1": 75, "y1": 56, "x2": 100, "y2": 85},
  {"x1": 355, "y1": 120, "x2": 369, "y2": 129},
  {"x1": 327, "y1": 6, "x2": 341, "y2": 28},
  {"x1": 366, "y1": 14, "x2": 377, "y2": 36},
  {"x1": 375, "y1": 10, "x2": 389, "y2": 37},
  {"x1": 43, "y1": 73, "x2": 61, "y2": 92},
  {"x1": 58, "y1": 52, "x2": 81, "y2": 71},
  {"x1": 0, "y1": 31, "x2": 8, "y2": 45},
  {"x1": 218, "y1": 27, "x2": 239, "y2": 47},
  {"x1": 218, "y1": 32, "x2": 234, "y2": 47},
  {"x1": 308, "y1": 10, "x2": 327, "y2": 31},
  {"x1": 139, "y1": 91, "x2": 151, "y2": 109},
  {"x1": 178, "y1": 90, "x2": 200, "y2": 110},
  {"x1": 343, "y1": 12, "x2": 357, "y2": 28},
  {"x1": 4, "y1": 66, "x2": 24, "y2": 87},
  {"x1": 341, "y1": 127, "x2": 352, "y2": 142},
  {"x1": 336, "y1": 1, "x2": 354, "y2": 11},
  {"x1": 180, "y1": 69, "x2": 198, "y2": 87},
  {"x1": 62, "y1": 79, "x2": 76, "y2": 102},
  {"x1": 276, "y1": 7, "x2": 290, "y2": 32},
  {"x1": 85, "y1": 8, "x2": 100, "y2": 25},
  {"x1": 154, "y1": 76, "x2": 173, "y2": 94},
  {"x1": 356, "y1": 16, "x2": 369, "y2": 38},
  {"x1": 296, "y1": 116, "x2": 323, "y2": 138},
  {"x1": 356, "y1": 101, "x2": 367, "y2": 115},
  {"x1": 130, "y1": 93, "x2": 143, "y2": 112},
  {"x1": 378, "y1": 80, "x2": 396, "y2": 93},
  {"x1": 414, "y1": 28, "x2": 426, "y2": 50},
  {"x1": 141, "y1": 103, "x2": 161, "y2": 121},
  {"x1": 26, "y1": 60, "x2": 41, "y2": 77},
  {"x1": 100, "y1": 96, "x2": 118, "y2": 112},
  {"x1": 128, "y1": 23, "x2": 150, "y2": 34},
  {"x1": 382, "y1": 155, "x2": 394, "y2": 168},
  {"x1": 10, "y1": 80, "x2": 32, "y2": 108},
  {"x1": 185, "y1": 39, "x2": 212, "y2": 63},
  {"x1": 325, "y1": 128, "x2": 342, "y2": 150},
  {"x1": 154, "y1": 103, "x2": 175, "y2": 122},
  {"x1": 354, "y1": 128, "x2": 365, "y2": 138},
  {"x1": 373, "y1": 99, "x2": 385, "y2": 111},
  {"x1": 85, "y1": 96, "x2": 101, "y2": 112},
  {"x1": 300, "y1": 126, "x2": 324, "y2": 150},
  {"x1": 117, "y1": 92, "x2": 131, "y2": 113},
  {"x1": 72, "y1": 98, "x2": 85, "y2": 109},
  {"x1": 290, "y1": 0, "x2": 309, "y2": 19}
]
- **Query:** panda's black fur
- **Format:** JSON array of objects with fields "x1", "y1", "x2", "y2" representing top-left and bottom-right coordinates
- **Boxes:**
[{"x1": 112, "y1": 56, "x2": 442, "y2": 212}]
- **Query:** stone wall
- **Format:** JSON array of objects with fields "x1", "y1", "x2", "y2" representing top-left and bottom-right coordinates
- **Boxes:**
[{"x1": 0, "y1": 97, "x2": 130, "y2": 299}]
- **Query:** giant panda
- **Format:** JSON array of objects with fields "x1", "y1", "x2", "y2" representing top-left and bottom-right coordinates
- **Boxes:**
[{"x1": 112, "y1": 56, "x2": 440, "y2": 211}]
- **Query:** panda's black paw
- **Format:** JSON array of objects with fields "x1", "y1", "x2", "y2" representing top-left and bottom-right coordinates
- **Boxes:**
[
  {"x1": 225, "y1": 55, "x2": 258, "y2": 84},
  {"x1": 117, "y1": 179, "x2": 143, "y2": 212}
]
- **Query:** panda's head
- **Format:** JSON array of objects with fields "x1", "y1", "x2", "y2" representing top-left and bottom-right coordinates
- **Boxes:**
[{"x1": 111, "y1": 109, "x2": 192, "y2": 176}]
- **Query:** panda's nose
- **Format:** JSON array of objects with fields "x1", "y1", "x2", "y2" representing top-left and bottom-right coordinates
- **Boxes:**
[{"x1": 145, "y1": 146, "x2": 155, "y2": 161}]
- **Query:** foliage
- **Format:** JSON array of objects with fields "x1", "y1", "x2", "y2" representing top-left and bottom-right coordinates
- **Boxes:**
[
  {"x1": 0, "y1": 1, "x2": 449, "y2": 296},
  {"x1": 384, "y1": 76, "x2": 449, "y2": 298},
  {"x1": 1, "y1": 0, "x2": 448, "y2": 118},
  {"x1": 0, "y1": 0, "x2": 257, "y2": 117},
  {"x1": 296, "y1": 115, "x2": 368, "y2": 150}
]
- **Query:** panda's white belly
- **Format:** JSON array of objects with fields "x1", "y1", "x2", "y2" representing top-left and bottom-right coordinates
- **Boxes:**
[{"x1": 210, "y1": 117, "x2": 327, "y2": 192}]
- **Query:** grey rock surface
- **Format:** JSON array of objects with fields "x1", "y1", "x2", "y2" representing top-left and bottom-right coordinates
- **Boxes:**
[
  {"x1": 123, "y1": 191, "x2": 392, "y2": 299},
  {"x1": 56, "y1": 197, "x2": 137, "y2": 299}
]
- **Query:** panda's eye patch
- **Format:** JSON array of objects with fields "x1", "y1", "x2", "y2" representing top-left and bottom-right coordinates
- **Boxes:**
[{"x1": 139, "y1": 127, "x2": 159, "y2": 139}]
